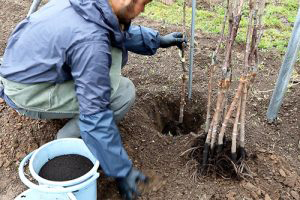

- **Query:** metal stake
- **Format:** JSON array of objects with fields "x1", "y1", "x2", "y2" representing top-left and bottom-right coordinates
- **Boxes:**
[
  {"x1": 188, "y1": 0, "x2": 196, "y2": 99},
  {"x1": 27, "y1": 0, "x2": 42, "y2": 17},
  {"x1": 267, "y1": 8, "x2": 300, "y2": 122}
]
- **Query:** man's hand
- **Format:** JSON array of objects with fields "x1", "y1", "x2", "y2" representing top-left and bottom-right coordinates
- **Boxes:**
[
  {"x1": 116, "y1": 168, "x2": 149, "y2": 200},
  {"x1": 159, "y1": 32, "x2": 187, "y2": 49}
]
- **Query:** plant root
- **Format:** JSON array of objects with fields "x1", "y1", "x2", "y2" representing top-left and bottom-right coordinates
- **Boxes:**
[
  {"x1": 202, "y1": 143, "x2": 210, "y2": 166},
  {"x1": 188, "y1": 135, "x2": 252, "y2": 180}
]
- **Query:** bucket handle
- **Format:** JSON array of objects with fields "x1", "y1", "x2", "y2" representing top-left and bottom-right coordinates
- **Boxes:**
[{"x1": 19, "y1": 152, "x2": 100, "y2": 194}]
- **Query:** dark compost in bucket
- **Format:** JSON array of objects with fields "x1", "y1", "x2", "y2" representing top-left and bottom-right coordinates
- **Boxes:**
[{"x1": 39, "y1": 154, "x2": 93, "y2": 181}]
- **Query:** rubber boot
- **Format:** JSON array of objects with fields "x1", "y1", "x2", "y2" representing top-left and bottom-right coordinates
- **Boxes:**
[{"x1": 56, "y1": 117, "x2": 81, "y2": 139}]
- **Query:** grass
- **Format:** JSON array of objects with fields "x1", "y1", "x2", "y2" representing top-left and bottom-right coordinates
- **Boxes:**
[{"x1": 141, "y1": 0, "x2": 298, "y2": 53}]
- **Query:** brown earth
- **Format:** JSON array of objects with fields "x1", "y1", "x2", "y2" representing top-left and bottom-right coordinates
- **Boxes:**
[{"x1": 0, "y1": 0, "x2": 300, "y2": 199}]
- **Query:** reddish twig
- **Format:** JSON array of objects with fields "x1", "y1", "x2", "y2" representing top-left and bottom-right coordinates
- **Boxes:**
[
  {"x1": 217, "y1": 78, "x2": 244, "y2": 153},
  {"x1": 240, "y1": 0, "x2": 265, "y2": 158},
  {"x1": 216, "y1": 0, "x2": 244, "y2": 152},
  {"x1": 231, "y1": 87, "x2": 242, "y2": 162},
  {"x1": 205, "y1": 0, "x2": 229, "y2": 133},
  {"x1": 239, "y1": 80, "x2": 247, "y2": 157},
  {"x1": 205, "y1": 66, "x2": 214, "y2": 133},
  {"x1": 210, "y1": 85, "x2": 225, "y2": 151},
  {"x1": 202, "y1": 87, "x2": 224, "y2": 165},
  {"x1": 178, "y1": 0, "x2": 187, "y2": 123},
  {"x1": 222, "y1": 0, "x2": 243, "y2": 76}
]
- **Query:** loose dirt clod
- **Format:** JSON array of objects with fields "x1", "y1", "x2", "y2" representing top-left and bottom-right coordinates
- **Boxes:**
[
  {"x1": 279, "y1": 169, "x2": 286, "y2": 177},
  {"x1": 291, "y1": 191, "x2": 300, "y2": 200},
  {"x1": 39, "y1": 154, "x2": 93, "y2": 181},
  {"x1": 283, "y1": 174, "x2": 298, "y2": 187},
  {"x1": 264, "y1": 194, "x2": 271, "y2": 200}
]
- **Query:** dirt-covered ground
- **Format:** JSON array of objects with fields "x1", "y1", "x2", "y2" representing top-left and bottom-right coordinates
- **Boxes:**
[{"x1": 0, "y1": 0, "x2": 300, "y2": 199}]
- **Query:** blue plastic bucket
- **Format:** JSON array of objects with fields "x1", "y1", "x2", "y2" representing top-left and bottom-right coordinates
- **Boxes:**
[
  {"x1": 14, "y1": 189, "x2": 77, "y2": 200},
  {"x1": 18, "y1": 138, "x2": 100, "y2": 200}
]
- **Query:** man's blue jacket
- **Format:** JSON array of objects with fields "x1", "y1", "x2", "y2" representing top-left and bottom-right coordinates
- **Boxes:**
[{"x1": 0, "y1": 0, "x2": 160, "y2": 177}]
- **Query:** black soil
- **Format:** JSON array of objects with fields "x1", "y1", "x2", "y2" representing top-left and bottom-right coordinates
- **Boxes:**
[{"x1": 39, "y1": 154, "x2": 93, "y2": 181}]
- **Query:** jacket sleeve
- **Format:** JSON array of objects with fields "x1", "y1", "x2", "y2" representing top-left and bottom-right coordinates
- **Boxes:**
[
  {"x1": 124, "y1": 25, "x2": 160, "y2": 55},
  {"x1": 68, "y1": 38, "x2": 132, "y2": 178}
]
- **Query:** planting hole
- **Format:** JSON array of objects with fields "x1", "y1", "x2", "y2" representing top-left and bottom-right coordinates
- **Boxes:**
[{"x1": 143, "y1": 94, "x2": 206, "y2": 136}]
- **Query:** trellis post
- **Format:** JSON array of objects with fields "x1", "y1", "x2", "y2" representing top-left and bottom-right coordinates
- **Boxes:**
[{"x1": 266, "y1": 8, "x2": 300, "y2": 122}]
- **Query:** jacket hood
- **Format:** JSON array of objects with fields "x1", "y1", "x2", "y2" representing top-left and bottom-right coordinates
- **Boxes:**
[{"x1": 69, "y1": 0, "x2": 124, "y2": 48}]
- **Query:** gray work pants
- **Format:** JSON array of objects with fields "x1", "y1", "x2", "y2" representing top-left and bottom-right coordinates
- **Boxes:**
[{"x1": 16, "y1": 77, "x2": 136, "y2": 138}]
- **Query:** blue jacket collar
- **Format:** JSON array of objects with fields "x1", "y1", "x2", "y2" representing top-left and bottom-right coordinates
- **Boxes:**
[{"x1": 69, "y1": 0, "x2": 124, "y2": 48}]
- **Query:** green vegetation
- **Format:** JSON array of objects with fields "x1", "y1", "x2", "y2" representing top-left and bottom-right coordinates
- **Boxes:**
[{"x1": 142, "y1": 0, "x2": 298, "y2": 52}]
